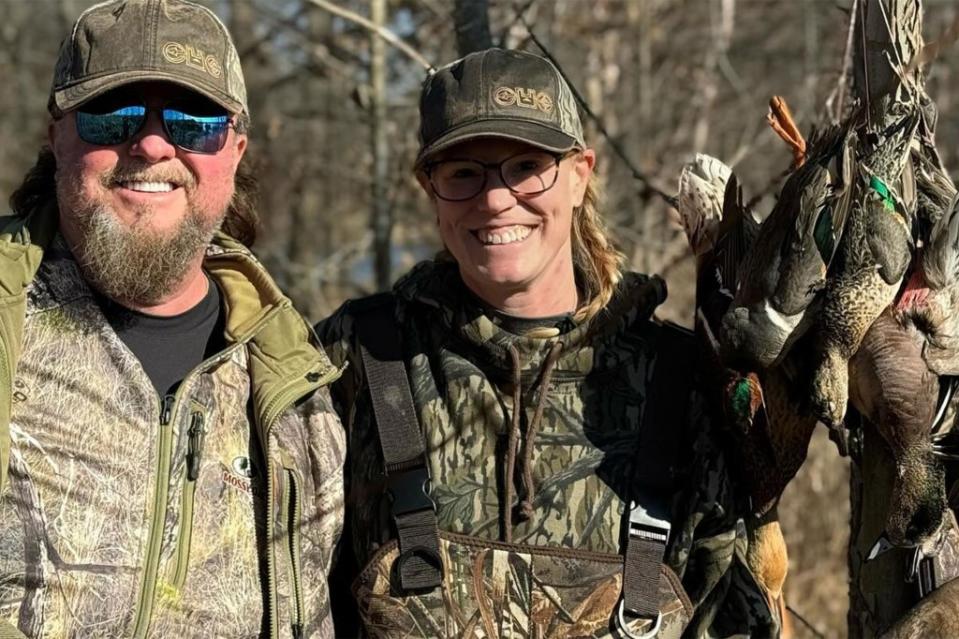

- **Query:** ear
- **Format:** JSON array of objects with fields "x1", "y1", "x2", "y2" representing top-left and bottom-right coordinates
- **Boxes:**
[
  {"x1": 415, "y1": 169, "x2": 435, "y2": 200},
  {"x1": 232, "y1": 133, "x2": 248, "y2": 170},
  {"x1": 570, "y1": 148, "x2": 595, "y2": 208},
  {"x1": 48, "y1": 117, "x2": 65, "y2": 159}
]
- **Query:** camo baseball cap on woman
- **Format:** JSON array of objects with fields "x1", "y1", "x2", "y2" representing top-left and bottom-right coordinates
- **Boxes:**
[
  {"x1": 416, "y1": 48, "x2": 585, "y2": 167},
  {"x1": 49, "y1": 0, "x2": 247, "y2": 117}
]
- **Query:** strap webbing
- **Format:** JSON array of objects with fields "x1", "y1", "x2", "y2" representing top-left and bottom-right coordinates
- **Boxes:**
[
  {"x1": 356, "y1": 296, "x2": 442, "y2": 591},
  {"x1": 622, "y1": 321, "x2": 696, "y2": 617}
]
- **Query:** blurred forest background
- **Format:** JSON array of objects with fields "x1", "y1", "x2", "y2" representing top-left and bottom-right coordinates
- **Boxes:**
[{"x1": 5, "y1": 0, "x2": 959, "y2": 636}]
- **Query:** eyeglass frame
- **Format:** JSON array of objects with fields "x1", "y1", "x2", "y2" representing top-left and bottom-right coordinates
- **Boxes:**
[{"x1": 423, "y1": 149, "x2": 579, "y2": 202}]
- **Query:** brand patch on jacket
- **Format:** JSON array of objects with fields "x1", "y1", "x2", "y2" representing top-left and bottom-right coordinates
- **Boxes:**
[
  {"x1": 232, "y1": 456, "x2": 255, "y2": 478},
  {"x1": 221, "y1": 468, "x2": 253, "y2": 496},
  {"x1": 222, "y1": 457, "x2": 258, "y2": 496},
  {"x1": 162, "y1": 41, "x2": 222, "y2": 78},
  {"x1": 493, "y1": 86, "x2": 553, "y2": 113}
]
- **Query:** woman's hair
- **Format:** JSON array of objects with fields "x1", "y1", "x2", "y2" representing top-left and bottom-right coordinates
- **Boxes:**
[
  {"x1": 571, "y1": 172, "x2": 625, "y2": 320},
  {"x1": 8, "y1": 145, "x2": 259, "y2": 247}
]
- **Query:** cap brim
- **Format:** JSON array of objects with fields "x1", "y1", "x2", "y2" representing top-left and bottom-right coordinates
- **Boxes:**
[
  {"x1": 52, "y1": 70, "x2": 245, "y2": 115},
  {"x1": 416, "y1": 119, "x2": 579, "y2": 167}
]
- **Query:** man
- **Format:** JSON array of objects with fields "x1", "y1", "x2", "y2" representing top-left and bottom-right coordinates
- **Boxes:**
[
  {"x1": 0, "y1": 1, "x2": 343, "y2": 637},
  {"x1": 319, "y1": 48, "x2": 777, "y2": 637}
]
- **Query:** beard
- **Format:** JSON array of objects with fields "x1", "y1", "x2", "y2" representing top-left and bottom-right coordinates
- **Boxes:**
[{"x1": 56, "y1": 161, "x2": 228, "y2": 307}]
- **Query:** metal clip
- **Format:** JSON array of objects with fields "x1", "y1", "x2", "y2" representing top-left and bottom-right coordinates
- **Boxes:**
[
  {"x1": 616, "y1": 601, "x2": 663, "y2": 639},
  {"x1": 628, "y1": 499, "x2": 671, "y2": 545}
]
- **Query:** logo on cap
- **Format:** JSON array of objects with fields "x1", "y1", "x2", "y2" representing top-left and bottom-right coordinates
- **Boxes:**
[
  {"x1": 493, "y1": 87, "x2": 554, "y2": 114},
  {"x1": 162, "y1": 41, "x2": 222, "y2": 78}
]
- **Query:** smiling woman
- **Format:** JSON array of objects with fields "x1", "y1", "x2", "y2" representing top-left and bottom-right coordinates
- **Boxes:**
[
  {"x1": 317, "y1": 47, "x2": 780, "y2": 639},
  {"x1": 419, "y1": 137, "x2": 594, "y2": 317}
]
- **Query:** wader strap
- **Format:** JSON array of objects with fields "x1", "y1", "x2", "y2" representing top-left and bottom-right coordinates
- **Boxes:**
[
  {"x1": 622, "y1": 322, "x2": 696, "y2": 621},
  {"x1": 356, "y1": 294, "x2": 442, "y2": 591}
]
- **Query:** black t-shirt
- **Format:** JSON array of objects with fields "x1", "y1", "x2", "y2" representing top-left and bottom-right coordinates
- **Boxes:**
[
  {"x1": 488, "y1": 308, "x2": 576, "y2": 336},
  {"x1": 98, "y1": 277, "x2": 226, "y2": 396}
]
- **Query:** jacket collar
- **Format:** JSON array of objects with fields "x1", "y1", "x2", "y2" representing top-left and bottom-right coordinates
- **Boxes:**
[{"x1": 393, "y1": 260, "x2": 667, "y2": 380}]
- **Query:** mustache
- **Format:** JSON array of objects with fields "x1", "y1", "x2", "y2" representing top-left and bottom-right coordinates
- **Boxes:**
[{"x1": 101, "y1": 162, "x2": 196, "y2": 189}]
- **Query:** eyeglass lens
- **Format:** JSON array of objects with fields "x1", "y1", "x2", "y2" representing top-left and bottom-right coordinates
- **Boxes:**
[
  {"x1": 429, "y1": 151, "x2": 561, "y2": 201},
  {"x1": 75, "y1": 100, "x2": 231, "y2": 154}
]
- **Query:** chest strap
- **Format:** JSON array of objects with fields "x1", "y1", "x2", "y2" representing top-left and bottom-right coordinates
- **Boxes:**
[
  {"x1": 356, "y1": 294, "x2": 442, "y2": 592},
  {"x1": 620, "y1": 321, "x2": 696, "y2": 635}
]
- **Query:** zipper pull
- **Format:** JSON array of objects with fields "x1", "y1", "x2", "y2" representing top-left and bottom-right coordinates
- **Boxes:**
[
  {"x1": 159, "y1": 395, "x2": 176, "y2": 425},
  {"x1": 291, "y1": 623, "x2": 303, "y2": 639},
  {"x1": 187, "y1": 412, "x2": 206, "y2": 481}
]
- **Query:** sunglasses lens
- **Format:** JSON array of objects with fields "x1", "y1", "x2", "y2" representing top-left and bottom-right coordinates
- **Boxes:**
[
  {"x1": 76, "y1": 106, "x2": 147, "y2": 146},
  {"x1": 163, "y1": 109, "x2": 231, "y2": 153}
]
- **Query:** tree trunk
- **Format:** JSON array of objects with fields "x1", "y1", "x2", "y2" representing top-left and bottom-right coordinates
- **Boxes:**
[
  {"x1": 453, "y1": 0, "x2": 492, "y2": 57},
  {"x1": 848, "y1": 416, "x2": 916, "y2": 638},
  {"x1": 370, "y1": 0, "x2": 391, "y2": 292}
]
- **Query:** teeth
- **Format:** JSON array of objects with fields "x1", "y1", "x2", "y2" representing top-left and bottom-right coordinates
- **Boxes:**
[
  {"x1": 477, "y1": 225, "x2": 532, "y2": 245},
  {"x1": 122, "y1": 181, "x2": 174, "y2": 193}
]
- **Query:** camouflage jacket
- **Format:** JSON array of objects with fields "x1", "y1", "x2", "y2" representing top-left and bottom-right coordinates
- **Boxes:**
[
  {"x1": 0, "y1": 204, "x2": 345, "y2": 639},
  {"x1": 318, "y1": 261, "x2": 777, "y2": 638}
]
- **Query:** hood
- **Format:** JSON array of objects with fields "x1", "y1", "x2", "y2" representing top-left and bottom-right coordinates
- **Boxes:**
[{"x1": 393, "y1": 260, "x2": 668, "y2": 382}]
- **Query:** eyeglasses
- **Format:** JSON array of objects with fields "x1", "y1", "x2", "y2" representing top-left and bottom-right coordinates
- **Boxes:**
[
  {"x1": 425, "y1": 150, "x2": 571, "y2": 201},
  {"x1": 75, "y1": 97, "x2": 235, "y2": 154}
]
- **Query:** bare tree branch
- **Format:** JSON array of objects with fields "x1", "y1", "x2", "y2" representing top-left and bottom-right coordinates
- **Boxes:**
[{"x1": 304, "y1": 0, "x2": 434, "y2": 71}]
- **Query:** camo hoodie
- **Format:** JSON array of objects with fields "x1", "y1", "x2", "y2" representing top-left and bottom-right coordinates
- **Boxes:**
[
  {"x1": 318, "y1": 260, "x2": 778, "y2": 638},
  {"x1": 0, "y1": 204, "x2": 345, "y2": 639}
]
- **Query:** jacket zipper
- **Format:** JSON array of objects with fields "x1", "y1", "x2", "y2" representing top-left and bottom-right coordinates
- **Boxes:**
[
  {"x1": 262, "y1": 365, "x2": 341, "y2": 639},
  {"x1": 171, "y1": 411, "x2": 206, "y2": 589},
  {"x1": 284, "y1": 468, "x2": 305, "y2": 639},
  {"x1": 130, "y1": 345, "x2": 239, "y2": 637},
  {"x1": 131, "y1": 394, "x2": 177, "y2": 638}
]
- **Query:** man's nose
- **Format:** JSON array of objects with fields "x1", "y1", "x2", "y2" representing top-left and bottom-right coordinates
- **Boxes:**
[{"x1": 128, "y1": 110, "x2": 177, "y2": 162}]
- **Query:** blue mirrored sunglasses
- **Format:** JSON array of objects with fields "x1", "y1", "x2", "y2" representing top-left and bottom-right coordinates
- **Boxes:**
[{"x1": 75, "y1": 104, "x2": 234, "y2": 154}]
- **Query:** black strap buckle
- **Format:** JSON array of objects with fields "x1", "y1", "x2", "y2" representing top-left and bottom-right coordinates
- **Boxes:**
[{"x1": 387, "y1": 466, "x2": 435, "y2": 517}]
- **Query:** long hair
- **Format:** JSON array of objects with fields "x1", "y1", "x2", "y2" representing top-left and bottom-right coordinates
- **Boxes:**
[
  {"x1": 571, "y1": 174, "x2": 625, "y2": 321},
  {"x1": 8, "y1": 146, "x2": 259, "y2": 248}
]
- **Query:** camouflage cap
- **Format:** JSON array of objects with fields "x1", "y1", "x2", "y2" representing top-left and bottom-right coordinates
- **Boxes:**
[
  {"x1": 49, "y1": 0, "x2": 248, "y2": 117},
  {"x1": 416, "y1": 48, "x2": 585, "y2": 167}
]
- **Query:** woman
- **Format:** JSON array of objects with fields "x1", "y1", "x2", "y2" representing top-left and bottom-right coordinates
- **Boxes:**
[{"x1": 318, "y1": 48, "x2": 777, "y2": 638}]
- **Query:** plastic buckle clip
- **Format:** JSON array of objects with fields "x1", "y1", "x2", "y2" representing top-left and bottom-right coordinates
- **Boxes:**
[{"x1": 387, "y1": 466, "x2": 434, "y2": 517}]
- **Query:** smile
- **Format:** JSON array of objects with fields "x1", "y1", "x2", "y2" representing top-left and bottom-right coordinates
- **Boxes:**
[
  {"x1": 119, "y1": 181, "x2": 176, "y2": 193},
  {"x1": 473, "y1": 225, "x2": 533, "y2": 246}
]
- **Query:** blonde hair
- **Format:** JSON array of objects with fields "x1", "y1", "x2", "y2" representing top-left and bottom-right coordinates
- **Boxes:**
[{"x1": 572, "y1": 173, "x2": 625, "y2": 321}]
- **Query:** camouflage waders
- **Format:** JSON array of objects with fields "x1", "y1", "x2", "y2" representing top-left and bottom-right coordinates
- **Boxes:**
[{"x1": 318, "y1": 261, "x2": 779, "y2": 638}]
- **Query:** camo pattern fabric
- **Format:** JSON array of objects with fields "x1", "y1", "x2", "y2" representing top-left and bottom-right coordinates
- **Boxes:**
[
  {"x1": 354, "y1": 532, "x2": 690, "y2": 638},
  {"x1": 0, "y1": 245, "x2": 344, "y2": 638},
  {"x1": 318, "y1": 260, "x2": 778, "y2": 638}
]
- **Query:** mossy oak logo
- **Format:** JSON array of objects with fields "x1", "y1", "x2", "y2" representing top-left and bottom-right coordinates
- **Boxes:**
[
  {"x1": 222, "y1": 456, "x2": 256, "y2": 496},
  {"x1": 493, "y1": 86, "x2": 554, "y2": 113},
  {"x1": 162, "y1": 41, "x2": 222, "y2": 78}
]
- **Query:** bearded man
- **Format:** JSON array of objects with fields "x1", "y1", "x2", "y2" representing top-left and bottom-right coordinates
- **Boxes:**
[{"x1": 0, "y1": 1, "x2": 344, "y2": 638}]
